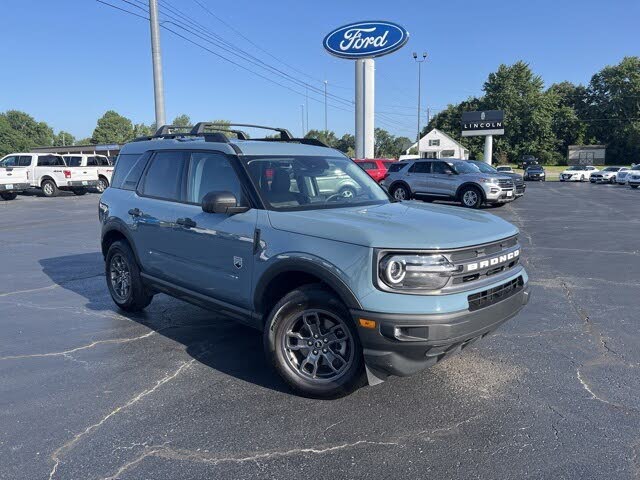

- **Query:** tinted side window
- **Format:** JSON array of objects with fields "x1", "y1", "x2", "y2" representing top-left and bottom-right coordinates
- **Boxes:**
[
  {"x1": 432, "y1": 161, "x2": 453, "y2": 174},
  {"x1": 97, "y1": 156, "x2": 110, "y2": 166},
  {"x1": 65, "y1": 156, "x2": 82, "y2": 166},
  {"x1": 1, "y1": 156, "x2": 17, "y2": 167},
  {"x1": 408, "y1": 161, "x2": 431, "y2": 174},
  {"x1": 111, "y1": 153, "x2": 148, "y2": 190},
  {"x1": 387, "y1": 163, "x2": 406, "y2": 173},
  {"x1": 141, "y1": 151, "x2": 186, "y2": 201},
  {"x1": 37, "y1": 155, "x2": 64, "y2": 166},
  {"x1": 18, "y1": 156, "x2": 32, "y2": 166},
  {"x1": 186, "y1": 152, "x2": 244, "y2": 205},
  {"x1": 87, "y1": 156, "x2": 98, "y2": 166},
  {"x1": 359, "y1": 161, "x2": 377, "y2": 170}
]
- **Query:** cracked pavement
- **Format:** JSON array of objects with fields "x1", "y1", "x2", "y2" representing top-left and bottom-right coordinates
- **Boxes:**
[{"x1": 1, "y1": 184, "x2": 639, "y2": 479}]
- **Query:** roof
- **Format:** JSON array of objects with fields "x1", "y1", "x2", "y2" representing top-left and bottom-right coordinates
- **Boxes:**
[
  {"x1": 120, "y1": 136, "x2": 341, "y2": 158},
  {"x1": 406, "y1": 128, "x2": 469, "y2": 152}
]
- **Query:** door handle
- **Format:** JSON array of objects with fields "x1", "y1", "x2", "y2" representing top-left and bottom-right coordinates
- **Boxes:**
[
  {"x1": 176, "y1": 217, "x2": 197, "y2": 228},
  {"x1": 128, "y1": 208, "x2": 142, "y2": 217}
]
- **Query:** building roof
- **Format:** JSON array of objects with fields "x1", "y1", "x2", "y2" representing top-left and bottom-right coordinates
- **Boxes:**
[{"x1": 406, "y1": 128, "x2": 469, "y2": 153}]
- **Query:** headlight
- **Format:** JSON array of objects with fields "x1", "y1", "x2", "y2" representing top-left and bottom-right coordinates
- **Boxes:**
[
  {"x1": 478, "y1": 178, "x2": 499, "y2": 184},
  {"x1": 378, "y1": 254, "x2": 460, "y2": 291}
]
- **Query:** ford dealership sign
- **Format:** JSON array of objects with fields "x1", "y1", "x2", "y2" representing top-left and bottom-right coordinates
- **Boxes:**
[{"x1": 323, "y1": 21, "x2": 409, "y2": 59}]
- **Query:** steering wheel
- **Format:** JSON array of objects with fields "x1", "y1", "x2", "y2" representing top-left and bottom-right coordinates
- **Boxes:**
[{"x1": 325, "y1": 193, "x2": 345, "y2": 203}]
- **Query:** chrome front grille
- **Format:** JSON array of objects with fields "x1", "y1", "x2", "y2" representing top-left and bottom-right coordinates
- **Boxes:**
[{"x1": 497, "y1": 178, "x2": 514, "y2": 188}]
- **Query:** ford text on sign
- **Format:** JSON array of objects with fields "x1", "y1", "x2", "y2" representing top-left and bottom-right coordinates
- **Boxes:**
[{"x1": 323, "y1": 21, "x2": 409, "y2": 59}]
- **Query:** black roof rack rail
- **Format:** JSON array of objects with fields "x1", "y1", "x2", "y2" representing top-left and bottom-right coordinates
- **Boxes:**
[
  {"x1": 190, "y1": 122, "x2": 293, "y2": 140},
  {"x1": 154, "y1": 125, "x2": 191, "y2": 136},
  {"x1": 253, "y1": 137, "x2": 329, "y2": 148}
]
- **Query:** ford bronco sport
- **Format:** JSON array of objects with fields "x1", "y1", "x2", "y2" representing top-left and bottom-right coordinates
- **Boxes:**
[{"x1": 100, "y1": 123, "x2": 530, "y2": 398}]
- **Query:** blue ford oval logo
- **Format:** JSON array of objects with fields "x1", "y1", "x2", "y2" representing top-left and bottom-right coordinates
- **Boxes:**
[{"x1": 323, "y1": 21, "x2": 409, "y2": 59}]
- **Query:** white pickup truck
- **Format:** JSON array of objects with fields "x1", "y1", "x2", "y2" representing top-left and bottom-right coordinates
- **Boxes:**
[
  {"x1": 63, "y1": 154, "x2": 114, "y2": 193},
  {"x1": 0, "y1": 159, "x2": 30, "y2": 200},
  {"x1": 0, "y1": 153, "x2": 99, "y2": 197}
]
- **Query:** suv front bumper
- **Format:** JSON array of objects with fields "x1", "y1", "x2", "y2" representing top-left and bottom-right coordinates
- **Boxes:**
[{"x1": 352, "y1": 282, "x2": 530, "y2": 379}]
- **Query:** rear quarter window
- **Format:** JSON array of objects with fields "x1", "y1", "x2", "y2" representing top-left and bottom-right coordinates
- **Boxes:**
[
  {"x1": 387, "y1": 163, "x2": 406, "y2": 173},
  {"x1": 110, "y1": 153, "x2": 149, "y2": 190}
]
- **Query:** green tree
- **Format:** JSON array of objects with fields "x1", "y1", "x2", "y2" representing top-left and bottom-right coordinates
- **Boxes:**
[
  {"x1": 172, "y1": 114, "x2": 192, "y2": 127},
  {"x1": 133, "y1": 123, "x2": 154, "y2": 138},
  {"x1": 91, "y1": 110, "x2": 134, "y2": 144},
  {"x1": 304, "y1": 129, "x2": 337, "y2": 147},
  {"x1": 585, "y1": 56, "x2": 640, "y2": 163},
  {"x1": 0, "y1": 110, "x2": 54, "y2": 155},
  {"x1": 75, "y1": 137, "x2": 94, "y2": 145},
  {"x1": 335, "y1": 133, "x2": 355, "y2": 155},
  {"x1": 53, "y1": 131, "x2": 76, "y2": 147}
]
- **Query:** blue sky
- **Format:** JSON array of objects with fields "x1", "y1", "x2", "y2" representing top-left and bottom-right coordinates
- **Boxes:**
[{"x1": 1, "y1": 0, "x2": 638, "y2": 140}]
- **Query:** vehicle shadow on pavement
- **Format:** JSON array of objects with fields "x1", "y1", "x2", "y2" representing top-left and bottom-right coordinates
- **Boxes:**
[{"x1": 39, "y1": 253, "x2": 290, "y2": 394}]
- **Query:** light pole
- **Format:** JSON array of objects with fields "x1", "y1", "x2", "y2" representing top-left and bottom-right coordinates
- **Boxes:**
[
  {"x1": 324, "y1": 80, "x2": 328, "y2": 132},
  {"x1": 300, "y1": 104, "x2": 305, "y2": 137},
  {"x1": 149, "y1": 0, "x2": 166, "y2": 127},
  {"x1": 413, "y1": 52, "x2": 427, "y2": 151}
]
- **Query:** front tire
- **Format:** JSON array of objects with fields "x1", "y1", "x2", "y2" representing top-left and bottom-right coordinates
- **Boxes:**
[
  {"x1": 460, "y1": 186, "x2": 483, "y2": 209},
  {"x1": 0, "y1": 192, "x2": 18, "y2": 201},
  {"x1": 264, "y1": 285, "x2": 365, "y2": 398},
  {"x1": 41, "y1": 180, "x2": 59, "y2": 197},
  {"x1": 105, "y1": 240, "x2": 153, "y2": 312},
  {"x1": 390, "y1": 183, "x2": 411, "y2": 201}
]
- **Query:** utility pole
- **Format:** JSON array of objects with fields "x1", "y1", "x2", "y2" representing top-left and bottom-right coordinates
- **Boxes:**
[
  {"x1": 324, "y1": 80, "x2": 328, "y2": 132},
  {"x1": 300, "y1": 104, "x2": 305, "y2": 137},
  {"x1": 149, "y1": 0, "x2": 166, "y2": 127},
  {"x1": 305, "y1": 87, "x2": 309, "y2": 133},
  {"x1": 413, "y1": 52, "x2": 427, "y2": 151}
]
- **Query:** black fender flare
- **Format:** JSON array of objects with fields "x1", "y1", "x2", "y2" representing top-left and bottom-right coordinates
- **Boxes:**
[
  {"x1": 455, "y1": 182, "x2": 485, "y2": 201},
  {"x1": 388, "y1": 180, "x2": 411, "y2": 195},
  {"x1": 253, "y1": 257, "x2": 362, "y2": 315},
  {"x1": 101, "y1": 218, "x2": 142, "y2": 265}
]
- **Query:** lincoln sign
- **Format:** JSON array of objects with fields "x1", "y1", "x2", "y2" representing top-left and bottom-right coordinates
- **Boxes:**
[
  {"x1": 461, "y1": 110, "x2": 505, "y2": 137},
  {"x1": 323, "y1": 21, "x2": 409, "y2": 59}
]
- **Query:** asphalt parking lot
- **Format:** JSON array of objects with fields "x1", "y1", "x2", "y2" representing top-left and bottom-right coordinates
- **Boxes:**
[{"x1": 1, "y1": 183, "x2": 639, "y2": 480}]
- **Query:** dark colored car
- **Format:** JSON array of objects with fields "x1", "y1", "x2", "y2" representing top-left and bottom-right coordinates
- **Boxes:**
[
  {"x1": 524, "y1": 165, "x2": 546, "y2": 181},
  {"x1": 354, "y1": 158, "x2": 396, "y2": 183}
]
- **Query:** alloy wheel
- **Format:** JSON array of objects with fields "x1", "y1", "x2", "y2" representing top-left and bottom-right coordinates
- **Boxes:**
[
  {"x1": 109, "y1": 254, "x2": 131, "y2": 302},
  {"x1": 463, "y1": 190, "x2": 478, "y2": 207},
  {"x1": 43, "y1": 183, "x2": 53, "y2": 196},
  {"x1": 393, "y1": 187, "x2": 407, "y2": 201},
  {"x1": 282, "y1": 310, "x2": 355, "y2": 382},
  {"x1": 97, "y1": 179, "x2": 107, "y2": 193}
]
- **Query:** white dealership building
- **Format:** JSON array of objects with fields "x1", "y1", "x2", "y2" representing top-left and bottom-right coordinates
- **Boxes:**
[{"x1": 405, "y1": 128, "x2": 470, "y2": 159}]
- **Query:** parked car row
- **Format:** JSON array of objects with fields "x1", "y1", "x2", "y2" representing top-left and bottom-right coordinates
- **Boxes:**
[
  {"x1": 0, "y1": 152, "x2": 114, "y2": 200},
  {"x1": 558, "y1": 164, "x2": 639, "y2": 187},
  {"x1": 379, "y1": 158, "x2": 524, "y2": 209}
]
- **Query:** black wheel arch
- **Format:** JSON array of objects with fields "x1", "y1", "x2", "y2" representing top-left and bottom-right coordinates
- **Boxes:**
[
  {"x1": 101, "y1": 220, "x2": 142, "y2": 266},
  {"x1": 254, "y1": 258, "x2": 362, "y2": 322},
  {"x1": 456, "y1": 182, "x2": 486, "y2": 201}
]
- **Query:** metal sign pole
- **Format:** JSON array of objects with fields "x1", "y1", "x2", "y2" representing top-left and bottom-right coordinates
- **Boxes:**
[{"x1": 484, "y1": 135, "x2": 493, "y2": 165}]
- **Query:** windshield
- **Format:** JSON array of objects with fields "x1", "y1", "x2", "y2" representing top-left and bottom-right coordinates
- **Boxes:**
[
  {"x1": 468, "y1": 161, "x2": 496, "y2": 174},
  {"x1": 244, "y1": 155, "x2": 389, "y2": 211},
  {"x1": 496, "y1": 167, "x2": 511, "y2": 171},
  {"x1": 527, "y1": 165, "x2": 543, "y2": 171},
  {"x1": 451, "y1": 162, "x2": 481, "y2": 174},
  {"x1": 632, "y1": 165, "x2": 640, "y2": 171},
  {"x1": 603, "y1": 167, "x2": 619, "y2": 172},
  {"x1": 567, "y1": 166, "x2": 587, "y2": 171}
]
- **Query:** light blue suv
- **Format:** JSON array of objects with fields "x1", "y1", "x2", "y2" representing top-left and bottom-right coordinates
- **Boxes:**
[{"x1": 99, "y1": 123, "x2": 530, "y2": 398}]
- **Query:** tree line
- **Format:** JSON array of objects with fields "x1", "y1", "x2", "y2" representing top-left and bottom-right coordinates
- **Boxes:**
[{"x1": 425, "y1": 56, "x2": 639, "y2": 165}]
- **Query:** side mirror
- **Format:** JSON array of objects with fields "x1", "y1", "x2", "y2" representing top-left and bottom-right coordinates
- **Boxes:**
[{"x1": 202, "y1": 191, "x2": 249, "y2": 215}]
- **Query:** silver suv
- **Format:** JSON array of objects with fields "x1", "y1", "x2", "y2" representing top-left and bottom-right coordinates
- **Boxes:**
[{"x1": 381, "y1": 159, "x2": 516, "y2": 208}]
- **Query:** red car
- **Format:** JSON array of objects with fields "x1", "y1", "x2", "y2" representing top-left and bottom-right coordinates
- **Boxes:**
[{"x1": 354, "y1": 158, "x2": 396, "y2": 182}]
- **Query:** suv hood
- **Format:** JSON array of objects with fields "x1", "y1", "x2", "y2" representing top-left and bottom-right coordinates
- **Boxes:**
[{"x1": 267, "y1": 201, "x2": 518, "y2": 249}]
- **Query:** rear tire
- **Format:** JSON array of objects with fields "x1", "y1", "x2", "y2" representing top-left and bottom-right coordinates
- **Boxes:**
[
  {"x1": 459, "y1": 186, "x2": 483, "y2": 209},
  {"x1": 264, "y1": 285, "x2": 365, "y2": 399},
  {"x1": 390, "y1": 183, "x2": 411, "y2": 201},
  {"x1": 73, "y1": 188, "x2": 87, "y2": 196},
  {"x1": 41, "y1": 180, "x2": 59, "y2": 197},
  {"x1": 0, "y1": 192, "x2": 18, "y2": 201},
  {"x1": 97, "y1": 177, "x2": 109, "y2": 193},
  {"x1": 105, "y1": 240, "x2": 153, "y2": 312}
]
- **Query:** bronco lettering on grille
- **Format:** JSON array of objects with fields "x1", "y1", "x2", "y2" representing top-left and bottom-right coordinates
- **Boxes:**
[{"x1": 465, "y1": 249, "x2": 519, "y2": 272}]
